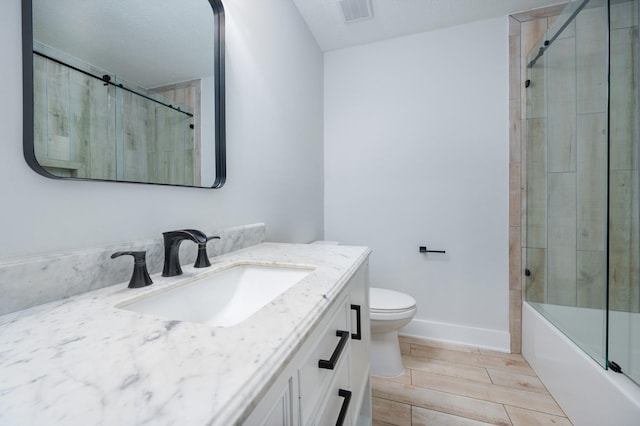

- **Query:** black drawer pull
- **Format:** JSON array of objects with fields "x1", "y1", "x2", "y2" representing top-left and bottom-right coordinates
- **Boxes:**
[
  {"x1": 350, "y1": 304, "x2": 362, "y2": 340},
  {"x1": 318, "y1": 330, "x2": 350, "y2": 370},
  {"x1": 336, "y1": 389, "x2": 352, "y2": 426}
]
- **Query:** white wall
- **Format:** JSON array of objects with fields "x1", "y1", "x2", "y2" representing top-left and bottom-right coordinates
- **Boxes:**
[
  {"x1": 0, "y1": 0, "x2": 324, "y2": 260},
  {"x1": 324, "y1": 17, "x2": 510, "y2": 350}
]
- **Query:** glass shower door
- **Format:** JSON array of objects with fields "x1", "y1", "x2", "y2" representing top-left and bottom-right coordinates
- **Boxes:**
[
  {"x1": 607, "y1": 0, "x2": 640, "y2": 385},
  {"x1": 525, "y1": 0, "x2": 610, "y2": 368}
]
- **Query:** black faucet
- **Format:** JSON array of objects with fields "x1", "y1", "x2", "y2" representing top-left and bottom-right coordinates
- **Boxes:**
[
  {"x1": 162, "y1": 229, "x2": 220, "y2": 277},
  {"x1": 111, "y1": 251, "x2": 153, "y2": 288}
]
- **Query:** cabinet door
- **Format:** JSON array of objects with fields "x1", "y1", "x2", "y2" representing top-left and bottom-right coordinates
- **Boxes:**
[
  {"x1": 245, "y1": 378, "x2": 293, "y2": 426},
  {"x1": 298, "y1": 296, "x2": 349, "y2": 424},
  {"x1": 311, "y1": 353, "x2": 352, "y2": 426},
  {"x1": 262, "y1": 385, "x2": 291, "y2": 426},
  {"x1": 348, "y1": 259, "x2": 371, "y2": 424}
]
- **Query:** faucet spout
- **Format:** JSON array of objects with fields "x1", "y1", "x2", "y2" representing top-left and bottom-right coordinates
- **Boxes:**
[{"x1": 162, "y1": 229, "x2": 209, "y2": 277}]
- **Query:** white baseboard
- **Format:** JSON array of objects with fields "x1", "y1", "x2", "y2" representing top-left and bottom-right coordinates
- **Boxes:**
[{"x1": 399, "y1": 318, "x2": 511, "y2": 353}]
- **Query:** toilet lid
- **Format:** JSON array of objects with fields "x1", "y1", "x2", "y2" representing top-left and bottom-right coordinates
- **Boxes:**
[{"x1": 370, "y1": 287, "x2": 416, "y2": 313}]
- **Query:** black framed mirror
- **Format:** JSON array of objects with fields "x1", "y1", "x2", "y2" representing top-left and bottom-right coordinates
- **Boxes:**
[{"x1": 22, "y1": 0, "x2": 226, "y2": 188}]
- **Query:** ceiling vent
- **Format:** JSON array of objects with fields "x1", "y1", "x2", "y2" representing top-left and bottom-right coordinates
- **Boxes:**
[{"x1": 338, "y1": 0, "x2": 374, "y2": 23}]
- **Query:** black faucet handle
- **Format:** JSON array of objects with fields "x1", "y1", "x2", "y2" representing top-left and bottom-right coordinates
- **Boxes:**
[
  {"x1": 111, "y1": 251, "x2": 153, "y2": 288},
  {"x1": 111, "y1": 251, "x2": 145, "y2": 262},
  {"x1": 193, "y1": 235, "x2": 221, "y2": 269}
]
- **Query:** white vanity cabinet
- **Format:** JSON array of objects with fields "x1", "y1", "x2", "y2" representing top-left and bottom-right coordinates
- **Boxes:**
[
  {"x1": 245, "y1": 259, "x2": 371, "y2": 426},
  {"x1": 346, "y1": 261, "x2": 372, "y2": 426}
]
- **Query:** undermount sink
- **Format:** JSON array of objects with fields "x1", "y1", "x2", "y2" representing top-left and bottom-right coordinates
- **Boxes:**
[{"x1": 118, "y1": 263, "x2": 315, "y2": 327}]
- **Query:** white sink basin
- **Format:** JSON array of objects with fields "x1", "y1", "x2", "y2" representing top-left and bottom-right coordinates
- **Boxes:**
[{"x1": 118, "y1": 263, "x2": 314, "y2": 327}]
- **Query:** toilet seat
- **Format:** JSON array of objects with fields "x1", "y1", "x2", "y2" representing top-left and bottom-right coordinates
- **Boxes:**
[{"x1": 370, "y1": 287, "x2": 416, "y2": 313}]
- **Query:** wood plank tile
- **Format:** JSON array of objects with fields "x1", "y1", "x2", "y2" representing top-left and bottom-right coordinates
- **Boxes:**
[
  {"x1": 509, "y1": 35, "x2": 522, "y2": 100},
  {"x1": 510, "y1": 163, "x2": 522, "y2": 228},
  {"x1": 525, "y1": 248, "x2": 546, "y2": 304},
  {"x1": 520, "y1": 17, "x2": 549, "y2": 124},
  {"x1": 412, "y1": 405, "x2": 497, "y2": 426},
  {"x1": 554, "y1": 15, "x2": 575, "y2": 40},
  {"x1": 525, "y1": 117, "x2": 548, "y2": 249},
  {"x1": 510, "y1": 98, "x2": 522, "y2": 162},
  {"x1": 372, "y1": 337, "x2": 571, "y2": 426},
  {"x1": 410, "y1": 345, "x2": 537, "y2": 377},
  {"x1": 371, "y1": 377, "x2": 512, "y2": 426},
  {"x1": 509, "y1": 225, "x2": 522, "y2": 290},
  {"x1": 372, "y1": 397, "x2": 411, "y2": 426},
  {"x1": 547, "y1": 173, "x2": 578, "y2": 306},
  {"x1": 509, "y1": 288, "x2": 522, "y2": 354},
  {"x1": 546, "y1": 36, "x2": 576, "y2": 174},
  {"x1": 509, "y1": 16, "x2": 521, "y2": 36},
  {"x1": 402, "y1": 355, "x2": 492, "y2": 384},
  {"x1": 576, "y1": 250, "x2": 606, "y2": 309},
  {"x1": 411, "y1": 370, "x2": 565, "y2": 416},
  {"x1": 610, "y1": 27, "x2": 638, "y2": 172},
  {"x1": 576, "y1": 113, "x2": 607, "y2": 251},
  {"x1": 610, "y1": 0, "x2": 639, "y2": 30},
  {"x1": 521, "y1": 19, "x2": 548, "y2": 68},
  {"x1": 576, "y1": 6, "x2": 609, "y2": 114},
  {"x1": 608, "y1": 170, "x2": 640, "y2": 312},
  {"x1": 505, "y1": 405, "x2": 572, "y2": 425},
  {"x1": 373, "y1": 368, "x2": 412, "y2": 385},
  {"x1": 487, "y1": 369, "x2": 548, "y2": 394}
]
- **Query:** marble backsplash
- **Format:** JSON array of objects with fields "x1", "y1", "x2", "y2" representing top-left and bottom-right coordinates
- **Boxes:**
[{"x1": 0, "y1": 223, "x2": 265, "y2": 316}]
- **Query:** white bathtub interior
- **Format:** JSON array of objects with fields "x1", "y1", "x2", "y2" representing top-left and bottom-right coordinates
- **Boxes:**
[{"x1": 523, "y1": 302, "x2": 640, "y2": 426}]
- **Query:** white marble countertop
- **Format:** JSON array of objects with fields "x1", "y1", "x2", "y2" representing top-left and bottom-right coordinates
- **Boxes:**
[{"x1": 0, "y1": 243, "x2": 371, "y2": 425}]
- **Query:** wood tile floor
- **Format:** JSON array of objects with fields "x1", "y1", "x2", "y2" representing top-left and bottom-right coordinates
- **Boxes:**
[{"x1": 371, "y1": 336, "x2": 572, "y2": 426}]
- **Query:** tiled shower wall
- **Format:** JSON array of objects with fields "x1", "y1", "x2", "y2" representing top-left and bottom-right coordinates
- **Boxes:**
[
  {"x1": 509, "y1": 1, "x2": 640, "y2": 353},
  {"x1": 609, "y1": 1, "x2": 639, "y2": 312},
  {"x1": 524, "y1": 5, "x2": 610, "y2": 310},
  {"x1": 509, "y1": 5, "x2": 564, "y2": 354}
]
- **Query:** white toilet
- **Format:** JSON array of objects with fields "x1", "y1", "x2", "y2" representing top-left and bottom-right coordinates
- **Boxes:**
[
  {"x1": 309, "y1": 241, "x2": 417, "y2": 377},
  {"x1": 370, "y1": 287, "x2": 417, "y2": 377}
]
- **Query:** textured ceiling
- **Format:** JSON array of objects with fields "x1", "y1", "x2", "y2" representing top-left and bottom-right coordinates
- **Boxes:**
[{"x1": 293, "y1": 0, "x2": 570, "y2": 51}]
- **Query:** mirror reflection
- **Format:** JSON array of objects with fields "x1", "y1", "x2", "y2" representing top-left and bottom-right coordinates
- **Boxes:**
[{"x1": 24, "y1": 0, "x2": 225, "y2": 188}]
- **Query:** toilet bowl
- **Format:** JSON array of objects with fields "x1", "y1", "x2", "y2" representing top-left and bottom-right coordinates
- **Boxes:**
[{"x1": 370, "y1": 287, "x2": 417, "y2": 377}]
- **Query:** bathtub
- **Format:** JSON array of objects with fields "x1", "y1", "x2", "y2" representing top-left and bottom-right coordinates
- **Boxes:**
[{"x1": 522, "y1": 302, "x2": 640, "y2": 425}]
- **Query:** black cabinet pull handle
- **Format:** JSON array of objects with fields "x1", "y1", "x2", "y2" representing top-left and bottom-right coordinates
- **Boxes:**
[
  {"x1": 336, "y1": 389, "x2": 352, "y2": 426},
  {"x1": 318, "y1": 330, "x2": 350, "y2": 370},
  {"x1": 350, "y1": 304, "x2": 362, "y2": 340}
]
